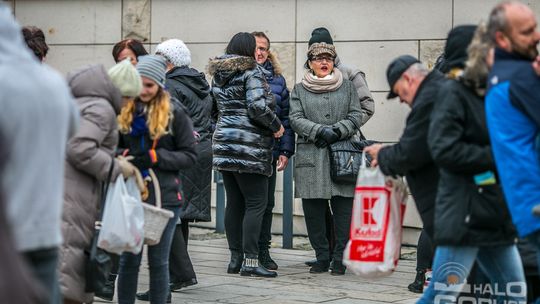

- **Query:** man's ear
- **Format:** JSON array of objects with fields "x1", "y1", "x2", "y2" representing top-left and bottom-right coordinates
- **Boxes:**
[{"x1": 495, "y1": 31, "x2": 511, "y2": 51}]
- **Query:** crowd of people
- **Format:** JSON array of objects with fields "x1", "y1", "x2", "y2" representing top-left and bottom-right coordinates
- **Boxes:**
[{"x1": 1, "y1": 0, "x2": 540, "y2": 303}]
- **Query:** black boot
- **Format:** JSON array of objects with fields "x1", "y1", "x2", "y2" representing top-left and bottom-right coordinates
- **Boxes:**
[
  {"x1": 304, "y1": 258, "x2": 317, "y2": 267},
  {"x1": 330, "y1": 260, "x2": 346, "y2": 276},
  {"x1": 227, "y1": 251, "x2": 243, "y2": 274},
  {"x1": 408, "y1": 269, "x2": 426, "y2": 293},
  {"x1": 95, "y1": 274, "x2": 116, "y2": 301},
  {"x1": 259, "y1": 248, "x2": 278, "y2": 270},
  {"x1": 309, "y1": 260, "x2": 330, "y2": 273},
  {"x1": 240, "y1": 255, "x2": 277, "y2": 278},
  {"x1": 135, "y1": 290, "x2": 171, "y2": 303}
]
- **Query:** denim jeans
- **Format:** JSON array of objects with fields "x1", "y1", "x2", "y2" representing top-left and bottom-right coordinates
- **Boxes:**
[
  {"x1": 117, "y1": 207, "x2": 180, "y2": 304},
  {"x1": 22, "y1": 247, "x2": 61, "y2": 304},
  {"x1": 259, "y1": 159, "x2": 277, "y2": 251},
  {"x1": 418, "y1": 245, "x2": 526, "y2": 304}
]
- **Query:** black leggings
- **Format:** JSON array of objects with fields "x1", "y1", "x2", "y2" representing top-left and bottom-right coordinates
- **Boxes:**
[
  {"x1": 222, "y1": 171, "x2": 268, "y2": 256},
  {"x1": 302, "y1": 196, "x2": 353, "y2": 262},
  {"x1": 416, "y1": 229, "x2": 434, "y2": 271}
]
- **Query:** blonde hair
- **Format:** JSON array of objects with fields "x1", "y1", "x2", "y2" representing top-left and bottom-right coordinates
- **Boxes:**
[{"x1": 118, "y1": 87, "x2": 172, "y2": 139}]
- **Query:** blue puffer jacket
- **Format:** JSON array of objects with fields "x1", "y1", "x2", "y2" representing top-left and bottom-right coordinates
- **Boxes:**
[
  {"x1": 262, "y1": 59, "x2": 295, "y2": 160},
  {"x1": 485, "y1": 48, "x2": 540, "y2": 238}
]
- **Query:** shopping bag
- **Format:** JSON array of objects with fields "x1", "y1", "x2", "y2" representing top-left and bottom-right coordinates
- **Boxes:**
[
  {"x1": 97, "y1": 176, "x2": 144, "y2": 255},
  {"x1": 343, "y1": 152, "x2": 408, "y2": 278}
]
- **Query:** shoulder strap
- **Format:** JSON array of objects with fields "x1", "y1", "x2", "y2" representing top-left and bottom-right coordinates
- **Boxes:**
[{"x1": 97, "y1": 157, "x2": 115, "y2": 222}]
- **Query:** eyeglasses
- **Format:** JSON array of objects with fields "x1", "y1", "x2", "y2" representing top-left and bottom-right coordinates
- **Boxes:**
[
  {"x1": 256, "y1": 47, "x2": 269, "y2": 53},
  {"x1": 311, "y1": 56, "x2": 334, "y2": 63}
]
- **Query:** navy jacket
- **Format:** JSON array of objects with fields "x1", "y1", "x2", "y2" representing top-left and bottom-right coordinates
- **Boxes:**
[
  {"x1": 485, "y1": 48, "x2": 540, "y2": 238},
  {"x1": 262, "y1": 60, "x2": 295, "y2": 160}
]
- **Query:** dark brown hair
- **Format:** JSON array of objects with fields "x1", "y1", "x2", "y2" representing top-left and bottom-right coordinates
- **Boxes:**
[
  {"x1": 251, "y1": 31, "x2": 270, "y2": 50},
  {"x1": 112, "y1": 39, "x2": 149, "y2": 63},
  {"x1": 21, "y1": 26, "x2": 48, "y2": 61}
]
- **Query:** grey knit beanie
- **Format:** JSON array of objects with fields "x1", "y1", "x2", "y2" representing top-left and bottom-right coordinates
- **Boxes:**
[
  {"x1": 155, "y1": 39, "x2": 191, "y2": 67},
  {"x1": 136, "y1": 55, "x2": 167, "y2": 87}
]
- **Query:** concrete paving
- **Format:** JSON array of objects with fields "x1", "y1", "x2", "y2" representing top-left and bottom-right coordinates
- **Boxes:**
[{"x1": 95, "y1": 228, "x2": 422, "y2": 304}]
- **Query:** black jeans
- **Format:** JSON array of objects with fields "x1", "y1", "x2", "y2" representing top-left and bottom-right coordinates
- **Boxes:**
[
  {"x1": 222, "y1": 171, "x2": 268, "y2": 256},
  {"x1": 23, "y1": 247, "x2": 61, "y2": 304},
  {"x1": 169, "y1": 221, "x2": 196, "y2": 283},
  {"x1": 302, "y1": 196, "x2": 353, "y2": 262},
  {"x1": 416, "y1": 228, "x2": 434, "y2": 271},
  {"x1": 259, "y1": 160, "x2": 277, "y2": 251},
  {"x1": 117, "y1": 207, "x2": 180, "y2": 304}
]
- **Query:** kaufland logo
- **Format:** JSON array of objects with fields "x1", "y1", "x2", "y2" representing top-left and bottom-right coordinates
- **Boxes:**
[
  {"x1": 353, "y1": 188, "x2": 388, "y2": 240},
  {"x1": 434, "y1": 262, "x2": 526, "y2": 304}
]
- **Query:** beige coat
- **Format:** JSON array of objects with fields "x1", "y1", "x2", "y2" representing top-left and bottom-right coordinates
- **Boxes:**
[{"x1": 59, "y1": 65, "x2": 122, "y2": 303}]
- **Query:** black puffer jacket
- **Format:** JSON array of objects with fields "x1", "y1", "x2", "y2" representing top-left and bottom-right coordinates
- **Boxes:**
[
  {"x1": 165, "y1": 66, "x2": 213, "y2": 142},
  {"x1": 377, "y1": 70, "x2": 446, "y2": 238},
  {"x1": 119, "y1": 98, "x2": 197, "y2": 208},
  {"x1": 208, "y1": 55, "x2": 281, "y2": 176},
  {"x1": 428, "y1": 79, "x2": 516, "y2": 246},
  {"x1": 165, "y1": 67, "x2": 213, "y2": 221}
]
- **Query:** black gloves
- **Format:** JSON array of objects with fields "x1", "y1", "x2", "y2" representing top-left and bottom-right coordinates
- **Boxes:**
[
  {"x1": 314, "y1": 127, "x2": 340, "y2": 148},
  {"x1": 130, "y1": 152, "x2": 156, "y2": 171}
]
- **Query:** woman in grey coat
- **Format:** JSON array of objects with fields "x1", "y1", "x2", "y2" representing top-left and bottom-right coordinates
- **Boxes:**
[
  {"x1": 289, "y1": 42, "x2": 362, "y2": 275},
  {"x1": 59, "y1": 61, "x2": 142, "y2": 304}
]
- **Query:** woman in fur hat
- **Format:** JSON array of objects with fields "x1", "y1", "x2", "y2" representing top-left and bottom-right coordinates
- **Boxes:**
[
  {"x1": 208, "y1": 32, "x2": 284, "y2": 278},
  {"x1": 289, "y1": 42, "x2": 362, "y2": 275}
]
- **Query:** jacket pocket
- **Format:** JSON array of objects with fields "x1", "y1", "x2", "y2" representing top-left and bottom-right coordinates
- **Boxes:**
[
  {"x1": 467, "y1": 184, "x2": 507, "y2": 229},
  {"x1": 294, "y1": 143, "x2": 316, "y2": 168}
]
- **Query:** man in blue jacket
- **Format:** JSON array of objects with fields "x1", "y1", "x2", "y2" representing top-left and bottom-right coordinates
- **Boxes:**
[
  {"x1": 252, "y1": 32, "x2": 295, "y2": 270},
  {"x1": 485, "y1": 1, "x2": 540, "y2": 272}
]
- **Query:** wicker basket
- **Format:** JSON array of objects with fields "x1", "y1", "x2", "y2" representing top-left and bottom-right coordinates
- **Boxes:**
[{"x1": 142, "y1": 169, "x2": 174, "y2": 245}]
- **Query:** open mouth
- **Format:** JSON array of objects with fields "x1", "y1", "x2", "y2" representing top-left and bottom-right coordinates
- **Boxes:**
[{"x1": 321, "y1": 66, "x2": 329, "y2": 72}]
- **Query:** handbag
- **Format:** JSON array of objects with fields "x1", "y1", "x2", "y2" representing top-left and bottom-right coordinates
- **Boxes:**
[
  {"x1": 84, "y1": 158, "x2": 114, "y2": 293},
  {"x1": 328, "y1": 123, "x2": 376, "y2": 184},
  {"x1": 142, "y1": 168, "x2": 174, "y2": 246}
]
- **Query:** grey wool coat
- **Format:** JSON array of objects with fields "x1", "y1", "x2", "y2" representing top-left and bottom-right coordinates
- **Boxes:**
[
  {"x1": 59, "y1": 65, "x2": 123, "y2": 303},
  {"x1": 290, "y1": 74, "x2": 363, "y2": 199}
]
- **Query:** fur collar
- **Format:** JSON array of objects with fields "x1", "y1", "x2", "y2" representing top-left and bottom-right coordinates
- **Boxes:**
[
  {"x1": 207, "y1": 55, "x2": 256, "y2": 76},
  {"x1": 267, "y1": 51, "x2": 282, "y2": 76}
]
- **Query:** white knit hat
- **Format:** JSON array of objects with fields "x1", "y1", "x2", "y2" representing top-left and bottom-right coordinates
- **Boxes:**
[
  {"x1": 155, "y1": 39, "x2": 191, "y2": 67},
  {"x1": 107, "y1": 58, "x2": 142, "y2": 97}
]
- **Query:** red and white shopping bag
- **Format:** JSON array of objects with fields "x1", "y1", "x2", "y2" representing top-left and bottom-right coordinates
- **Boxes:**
[{"x1": 343, "y1": 153, "x2": 407, "y2": 278}]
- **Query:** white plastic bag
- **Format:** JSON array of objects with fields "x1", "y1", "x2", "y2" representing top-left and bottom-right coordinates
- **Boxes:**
[
  {"x1": 343, "y1": 153, "x2": 408, "y2": 278},
  {"x1": 98, "y1": 176, "x2": 144, "y2": 255}
]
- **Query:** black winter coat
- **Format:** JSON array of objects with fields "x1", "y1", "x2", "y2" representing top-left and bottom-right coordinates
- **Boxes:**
[
  {"x1": 378, "y1": 70, "x2": 446, "y2": 238},
  {"x1": 208, "y1": 55, "x2": 281, "y2": 176},
  {"x1": 166, "y1": 67, "x2": 213, "y2": 221},
  {"x1": 428, "y1": 79, "x2": 516, "y2": 246},
  {"x1": 261, "y1": 60, "x2": 295, "y2": 159},
  {"x1": 119, "y1": 99, "x2": 197, "y2": 208}
]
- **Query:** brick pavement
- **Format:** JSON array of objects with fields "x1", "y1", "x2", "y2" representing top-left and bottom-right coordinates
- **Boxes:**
[{"x1": 94, "y1": 228, "x2": 421, "y2": 304}]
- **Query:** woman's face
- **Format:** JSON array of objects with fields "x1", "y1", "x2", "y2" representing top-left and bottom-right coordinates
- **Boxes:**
[
  {"x1": 139, "y1": 77, "x2": 159, "y2": 103},
  {"x1": 117, "y1": 48, "x2": 137, "y2": 65},
  {"x1": 309, "y1": 54, "x2": 335, "y2": 78}
]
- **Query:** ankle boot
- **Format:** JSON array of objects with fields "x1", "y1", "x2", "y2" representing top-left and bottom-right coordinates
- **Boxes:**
[
  {"x1": 227, "y1": 251, "x2": 243, "y2": 274},
  {"x1": 309, "y1": 260, "x2": 330, "y2": 273},
  {"x1": 259, "y1": 248, "x2": 278, "y2": 270},
  {"x1": 240, "y1": 255, "x2": 277, "y2": 278},
  {"x1": 95, "y1": 274, "x2": 116, "y2": 301},
  {"x1": 408, "y1": 269, "x2": 426, "y2": 293}
]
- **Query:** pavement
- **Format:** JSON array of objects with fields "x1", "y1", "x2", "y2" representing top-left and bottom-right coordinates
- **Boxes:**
[{"x1": 95, "y1": 227, "x2": 422, "y2": 304}]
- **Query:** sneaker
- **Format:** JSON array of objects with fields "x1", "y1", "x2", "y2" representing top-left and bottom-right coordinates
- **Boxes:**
[
  {"x1": 423, "y1": 269, "x2": 432, "y2": 291},
  {"x1": 135, "y1": 290, "x2": 171, "y2": 303}
]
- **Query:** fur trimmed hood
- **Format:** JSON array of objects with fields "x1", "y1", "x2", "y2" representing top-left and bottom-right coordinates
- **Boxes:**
[
  {"x1": 207, "y1": 55, "x2": 257, "y2": 87},
  {"x1": 267, "y1": 51, "x2": 282, "y2": 76}
]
